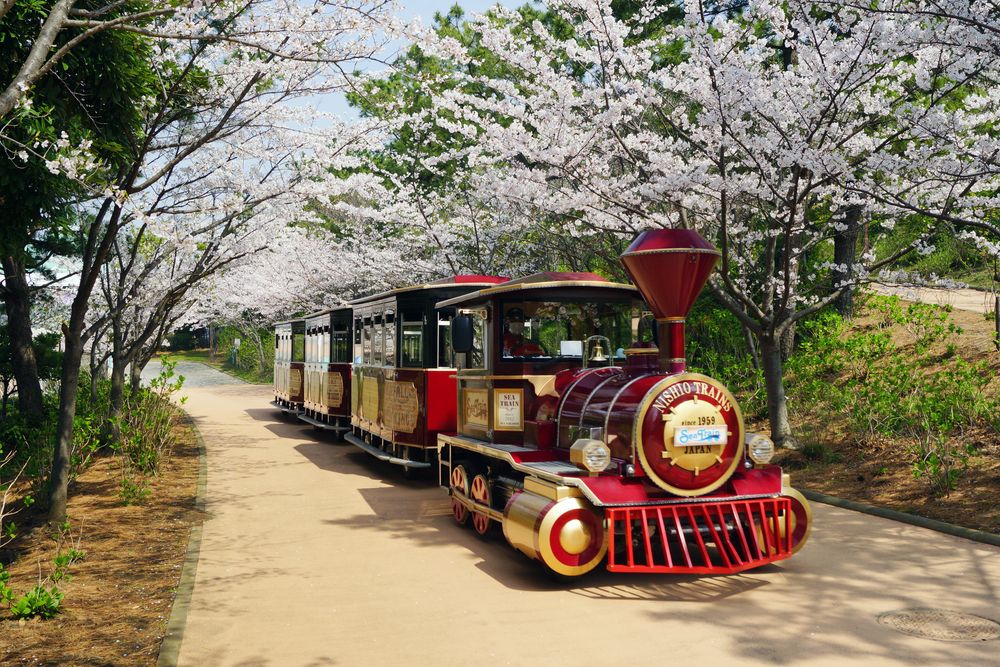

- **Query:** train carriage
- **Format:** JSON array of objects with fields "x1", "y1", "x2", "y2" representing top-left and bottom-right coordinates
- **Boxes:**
[
  {"x1": 345, "y1": 275, "x2": 506, "y2": 473},
  {"x1": 299, "y1": 308, "x2": 353, "y2": 436},
  {"x1": 272, "y1": 319, "x2": 305, "y2": 414},
  {"x1": 438, "y1": 229, "x2": 811, "y2": 577}
]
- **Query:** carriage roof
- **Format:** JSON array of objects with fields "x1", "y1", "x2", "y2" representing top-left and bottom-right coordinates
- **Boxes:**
[{"x1": 435, "y1": 271, "x2": 638, "y2": 309}]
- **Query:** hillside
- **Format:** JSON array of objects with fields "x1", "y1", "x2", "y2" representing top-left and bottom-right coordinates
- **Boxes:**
[{"x1": 772, "y1": 295, "x2": 1000, "y2": 534}]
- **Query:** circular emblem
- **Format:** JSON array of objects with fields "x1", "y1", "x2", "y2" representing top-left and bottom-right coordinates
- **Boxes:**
[{"x1": 634, "y1": 373, "x2": 744, "y2": 496}]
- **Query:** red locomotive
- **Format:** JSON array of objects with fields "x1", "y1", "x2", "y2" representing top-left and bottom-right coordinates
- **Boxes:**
[
  {"x1": 275, "y1": 229, "x2": 811, "y2": 578},
  {"x1": 437, "y1": 229, "x2": 810, "y2": 577}
]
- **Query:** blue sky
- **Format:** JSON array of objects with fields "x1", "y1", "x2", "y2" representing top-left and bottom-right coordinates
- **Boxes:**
[{"x1": 320, "y1": 0, "x2": 523, "y2": 118}]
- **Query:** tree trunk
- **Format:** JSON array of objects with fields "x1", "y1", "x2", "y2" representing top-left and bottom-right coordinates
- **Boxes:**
[
  {"x1": 760, "y1": 333, "x2": 799, "y2": 450},
  {"x1": 109, "y1": 357, "x2": 125, "y2": 418},
  {"x1": 779, "y1": 319, "x2": 796, "y2": 361},
  {"x1": 129, "y1": 359, "x2": 143, "y2": 393},
  {"x1": 833, "y1": 205, "x2": 862, "y2": 318},
  {"x1": 89, "y1": 334, "x2": 102, "y2": 403},
  {"x1": 1, "y1": 256, "x2": 44, "y2": 419},
  {"x1": 994, "y1": 295, "x2": 999, "y2": 352},
  {"x1": 48, "y1": 321, "x2": 85, "y2": 524},
  {"x1": 743, "y1": 324, "x2": 761, "y2": 371}
]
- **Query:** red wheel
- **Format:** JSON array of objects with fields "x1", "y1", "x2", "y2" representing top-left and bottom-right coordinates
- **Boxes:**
[
  {"x1": 470, "y1": 474, "x2": 492, "y2": 536},
  {"x1": 450, "y1": 464, "x2": 470, "y2": 525}
]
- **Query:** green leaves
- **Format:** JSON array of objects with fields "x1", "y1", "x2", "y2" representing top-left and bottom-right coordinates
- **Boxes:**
[
  {"x1": 787, "y1": 295, "x2": 996, "y2": 495},
  {"x1": 9, "y1": 585, "x2": 64, "y2": 620}
]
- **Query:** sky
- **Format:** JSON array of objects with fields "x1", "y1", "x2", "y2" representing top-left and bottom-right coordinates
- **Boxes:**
[{"x1": 319, "y1": 0, "x2": 523, "y2": 119}]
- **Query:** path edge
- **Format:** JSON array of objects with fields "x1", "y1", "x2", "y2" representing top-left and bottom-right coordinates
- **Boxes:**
[
  {"x1": 156, "y1": 413, "x2": 209, "y2": 667},
  {"x1": 802, "y1": 488, "x2": 1000, "y2": 547}
]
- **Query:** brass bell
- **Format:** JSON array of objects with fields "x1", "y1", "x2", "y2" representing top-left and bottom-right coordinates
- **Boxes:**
[{"x1": 589, "y1": 341, "x2": 607, "y2": 363}]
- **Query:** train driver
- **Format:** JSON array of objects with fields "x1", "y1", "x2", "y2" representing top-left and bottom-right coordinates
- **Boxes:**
[{"x1": 503, "y1": 307, "x2": 546, "y2": 357}]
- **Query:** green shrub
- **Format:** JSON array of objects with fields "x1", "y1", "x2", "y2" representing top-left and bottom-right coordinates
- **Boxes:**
[
  {"x1": 801, "y1": 442, "x2": 842, "y2": 464},
  {"x1": 786, "y1": 296, "x2": 997, "y2": 495},
  {"x1": 113, "y1": 358, "x2": 185, "y2": 476},
  {"x1": 9, "y1": 585, "x2": 64, "y2": 620},
  {"x1": 687, "y1": 296, "x2": 767, "y2": 419},
  {"x1": 118, "y1": 476, "x2": 151, "y2": 506}
]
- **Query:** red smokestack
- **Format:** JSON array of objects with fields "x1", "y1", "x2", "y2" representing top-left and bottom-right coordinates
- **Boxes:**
[{"x1": 620, "y1": 229, "x2": 720, "y2": 373}]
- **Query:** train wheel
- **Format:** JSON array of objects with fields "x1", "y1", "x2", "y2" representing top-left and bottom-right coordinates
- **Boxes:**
[
  {"x1": 470, "y1": 474, "x2": 492, "y2": 536},
  {"x1": 450, "y1": 464, "x2": 470, "y2": 525}
]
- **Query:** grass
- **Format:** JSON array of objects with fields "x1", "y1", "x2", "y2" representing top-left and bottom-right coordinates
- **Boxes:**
[
  {"x1": 950, "y1": 266, "x2": 1000, "y2": 292},
  {"x1": 154, "y1": 349, "x2": 273, "y2": 385}
]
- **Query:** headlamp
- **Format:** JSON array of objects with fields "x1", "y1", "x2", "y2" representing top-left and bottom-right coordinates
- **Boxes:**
[
  {"x1": 746, "y1": 433, "x2": 775, "y2": 465},
  {"x1": 570, "y1": 438, "x2": 612, "y2": 473}
]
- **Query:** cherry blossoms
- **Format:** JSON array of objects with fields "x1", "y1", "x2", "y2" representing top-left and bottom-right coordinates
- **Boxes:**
[{"x1": 344, "y1": 0, "x2": 1000, "y2": 446}]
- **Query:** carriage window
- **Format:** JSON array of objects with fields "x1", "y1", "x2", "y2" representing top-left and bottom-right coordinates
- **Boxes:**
[
  {"x1": 332, "y1": 328, "x2": 349, "y2": 363},
  {"x1": 463, "y1": 312, "x2": 487, "y2": 370},
  {"x1": 362, "y1": 319, "x2": 372, "y2": 364},
  {"x1": 437, "y1": 315, "x2": 453, "y2": 367},
  {"x1": 354, "y1": 317, "x2": 363, "y2": 363},
  {"x1": 322, "y1": 328, "x2": 330, "y2": 364},
  {"x1": 292, "y1": 330, "x2": 305, "y2": 363},
  {"x1": 384, "y1": 313, "x2": 396, "y2": 366},
  {"x1": 372, "y1": 318, "x2": 384, "y2": 366},
  {"x1": 401, "y1": 319, "x2": 423, "y2": 367}
]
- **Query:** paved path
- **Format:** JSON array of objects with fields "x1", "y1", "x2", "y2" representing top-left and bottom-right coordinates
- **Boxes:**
[
  {"x1": 871, "y1": 283, "x2": 998, "y2": 315},
  {"x1": 142, "y1": 359, "x2": 245, "y2": 388},
  {"x1": 172, "y1": 382, "x2": 1000, "y2": 667}
]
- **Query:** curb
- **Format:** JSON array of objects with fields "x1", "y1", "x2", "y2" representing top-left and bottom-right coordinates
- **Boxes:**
[
  {"x1": 156, "y1": 415, "x2": 209, "y2": 667},
  {"x1": 802, "y1": 489, "x2": 1000, "y2": 548}
]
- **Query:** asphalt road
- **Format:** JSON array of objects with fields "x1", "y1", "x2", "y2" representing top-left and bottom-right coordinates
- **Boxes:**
[{"x1": 164, "y1": 380, "x2": 1000, "y2": 666}]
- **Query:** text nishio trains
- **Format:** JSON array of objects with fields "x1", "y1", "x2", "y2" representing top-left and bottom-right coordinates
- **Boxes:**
[{"x1": 271, "y1": 229, "x2": 811, "y2": 577}]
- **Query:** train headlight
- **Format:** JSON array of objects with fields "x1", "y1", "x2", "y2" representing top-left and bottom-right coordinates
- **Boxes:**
[
  {"x1": 570, "y1": 439, "x2": 611, "y2": 473},
  {"x1": 746, "y1": 433, "x2": 775, "y2": 465}
]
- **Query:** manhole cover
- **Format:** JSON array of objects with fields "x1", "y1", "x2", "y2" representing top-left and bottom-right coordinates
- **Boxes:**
[{"x1": 877, "y1": 608, "x2": 1000, "y2": 642}]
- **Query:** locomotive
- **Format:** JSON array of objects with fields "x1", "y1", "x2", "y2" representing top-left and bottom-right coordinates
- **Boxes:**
[
  {"x1": 274, "y1": 229, "x2": 811, "y2": 578},
  {"x1": 438, "y1": 229, "x2": 810, "y2": 576}
]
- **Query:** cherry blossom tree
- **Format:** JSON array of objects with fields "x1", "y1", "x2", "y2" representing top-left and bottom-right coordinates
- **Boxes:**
[
  {"x1": 399, "y1": 0, "x2": 1000, "y2": 447},
  {"x1": 33, "y1": 0, "x2": 399, "y2": 523}
]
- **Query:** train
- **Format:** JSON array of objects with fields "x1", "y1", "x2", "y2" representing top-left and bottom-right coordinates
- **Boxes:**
[{"x1": 271, "y1": 229, "x2": 811, "y2": 577}]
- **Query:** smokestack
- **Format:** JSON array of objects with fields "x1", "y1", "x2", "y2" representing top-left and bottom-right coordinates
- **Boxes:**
[{"x1": 620, "y1": 229, "x2": 720, "y2": 373}]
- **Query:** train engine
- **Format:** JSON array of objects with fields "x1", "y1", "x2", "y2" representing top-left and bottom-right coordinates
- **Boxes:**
[{"x1": 437, "y1": 229, "x2": 811, "y2": 577}]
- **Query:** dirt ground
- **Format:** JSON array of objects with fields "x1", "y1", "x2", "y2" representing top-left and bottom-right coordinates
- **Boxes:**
[
  {"x1": 0, "y1": 416, "x2": 201, "y2": 666},
  {"x1": 775, "y1": 302, "x2": 1000, "y2": 535}
]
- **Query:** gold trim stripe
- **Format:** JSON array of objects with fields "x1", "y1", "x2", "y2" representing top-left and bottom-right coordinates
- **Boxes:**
[
  {"x1": 621, "y1": 247, "x2": 721, "y2": 257},
  {"x1": 436, "y1": 281, "x2": 638, "y2": 309}
]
